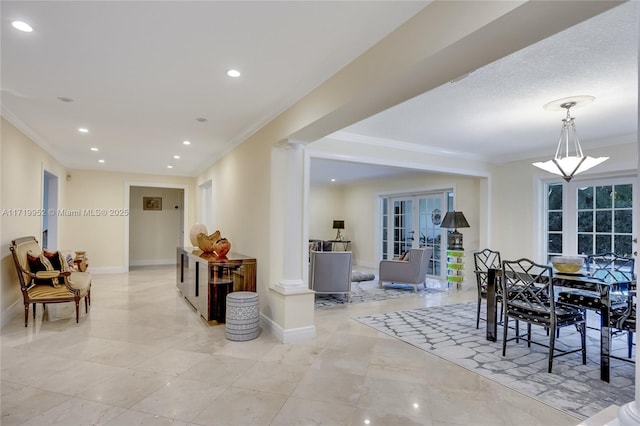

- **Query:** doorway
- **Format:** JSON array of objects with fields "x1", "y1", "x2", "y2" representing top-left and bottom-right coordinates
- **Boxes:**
[
  {"x1": 42, "y1": 171, "x2": 59, "y2": 249},
  {"x1": 381, "y1": 191, "x2": 451, "y2": 278}
]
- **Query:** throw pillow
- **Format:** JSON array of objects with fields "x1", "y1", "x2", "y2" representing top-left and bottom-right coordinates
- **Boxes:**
[
  {"x1": 27, "y1": 252, "x2": 59, "y2": 287},
  {"x1": 43, "y1": 250, "x2": 63, "y2": 271},
  {"x1": 399, "y1": 251, "x2": 410, "y2": 261}
]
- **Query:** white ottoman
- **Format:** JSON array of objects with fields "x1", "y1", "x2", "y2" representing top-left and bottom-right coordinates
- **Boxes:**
[{"x1": 225, "y1": 291, "x2": 260, "y2": 341}]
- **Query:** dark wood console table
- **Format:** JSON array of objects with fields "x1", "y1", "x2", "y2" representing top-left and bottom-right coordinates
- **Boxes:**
[{"x1": 176, "y1": 248, "x2": 256, "y2": 323}]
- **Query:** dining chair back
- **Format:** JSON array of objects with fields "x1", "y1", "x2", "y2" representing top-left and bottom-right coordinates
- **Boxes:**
[
  {"x1": 501, "y1": 258, "x2": 586, "y2": 373},
  {"x1": 473, "y1": 248, "x2": 501, "y2": 329}
]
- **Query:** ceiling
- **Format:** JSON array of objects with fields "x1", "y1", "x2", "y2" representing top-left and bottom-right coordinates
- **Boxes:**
[
  {"x1": 2, "y1": 2, "x2": 637, "y2": 183},
  {"x1": 311, "y1": 1, "x2": 638, "y2": 185},
  {"x1": 0, "y1": 1, "x2": 427, "y2": 176}
]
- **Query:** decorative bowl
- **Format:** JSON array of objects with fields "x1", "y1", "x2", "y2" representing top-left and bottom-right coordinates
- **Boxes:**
[{"x1": 551, "y1": 256, "x2": 584, "y2": 273}]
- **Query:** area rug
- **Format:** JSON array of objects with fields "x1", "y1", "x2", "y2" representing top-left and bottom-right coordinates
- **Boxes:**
[
  {"x1": 356, "y1": 302, "x2": 635, "y2": 420},
  {"x1": 314, "y1": 278, "x2": 445, "y2": 308}
]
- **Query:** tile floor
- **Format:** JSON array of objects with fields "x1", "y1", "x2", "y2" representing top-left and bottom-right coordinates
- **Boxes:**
[{"x1": 1, "y1": 266, "x2": 579, "y2": 426}]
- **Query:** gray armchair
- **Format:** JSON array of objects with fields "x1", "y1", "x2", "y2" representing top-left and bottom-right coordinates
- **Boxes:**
[
  {"x1": 379, "y1": 248, "x2": 433, "y2": 292},
  {"x1": 309, "y1": 250, "x2": 352, "y2": 302}
]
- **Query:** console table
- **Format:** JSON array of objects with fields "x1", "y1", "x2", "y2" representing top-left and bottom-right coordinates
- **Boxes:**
[{"x1": 176, "y1": 248, "x2": 256, "y2": 323}]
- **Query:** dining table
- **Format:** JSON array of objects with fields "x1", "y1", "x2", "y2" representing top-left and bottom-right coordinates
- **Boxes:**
[{"x1": 485, "y1": 267, "x2": 634, "y2": 382}]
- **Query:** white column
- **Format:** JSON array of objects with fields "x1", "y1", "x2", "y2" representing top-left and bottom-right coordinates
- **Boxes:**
[
  {"x1": 613, "y1": 10, "x2": 640, "y2": 422},
  {"x1": 276, "y1": 141, "x2": 306, "y2": 292}
]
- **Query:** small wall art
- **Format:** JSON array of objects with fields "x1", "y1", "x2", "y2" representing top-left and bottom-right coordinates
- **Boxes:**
[{"x1": 143, "y1": 196, "x2": 162, "y2": 211}]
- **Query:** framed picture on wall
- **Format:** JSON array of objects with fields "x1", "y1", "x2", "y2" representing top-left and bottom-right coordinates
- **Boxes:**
[{"x1": 143, "y1": 197, "x2": 162, "y2": 211}]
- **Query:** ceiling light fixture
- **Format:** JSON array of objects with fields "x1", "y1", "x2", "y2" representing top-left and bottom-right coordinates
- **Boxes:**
[
  {"x1": 183, "y1": 140, "x2": 191, "y2": 145},
  {"x1": 167, "y1": 165, "x2": 173, "y2": 169},
  {"x1": 12, "y1": 21, "x2": 33, "y2": 32},
  {"x1": 78, "y1": 127, "x2": 89, "y2": 133},
  {"x1": 98, "y1": 159, "x2": 105, "y2": 163},
  {"x1": 90, "y1": 147, "x2": 98, "y2": 152},
  {"x1": 532, "y1": 96, "x2": 607, "y2": 182},
  {"x1": 173, "y1": 155, "x2": 180, "y2": 159},
  {"x1": 227, "y1": 69, "x2": 241, "y2": 78}
]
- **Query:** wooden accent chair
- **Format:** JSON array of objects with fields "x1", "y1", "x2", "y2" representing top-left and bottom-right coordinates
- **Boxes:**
[{"x1": 10, "y1": 236, "x2": 92, "y2": 327}]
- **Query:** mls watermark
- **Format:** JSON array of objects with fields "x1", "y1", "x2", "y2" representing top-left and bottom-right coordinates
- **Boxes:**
[{"x1": 1, "y1": 208, "x2": 129, "y2": 217}]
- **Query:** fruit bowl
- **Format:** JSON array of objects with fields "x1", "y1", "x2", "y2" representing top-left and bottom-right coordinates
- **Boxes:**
[{"x1": 551, "y1": 256, "x2": 584, "y2": 273}]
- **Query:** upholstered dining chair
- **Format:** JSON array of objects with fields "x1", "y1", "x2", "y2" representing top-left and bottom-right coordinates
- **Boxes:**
[
  {"x1": 309, "y1": 250, "x2": 352, "y2": 302},
  {"x1": 610, "y1": 291, "x2": 637, "y2": 360},
  {"x1": 473, "y1": 248, "x2": 502, "y2": 329},
  {"x1": 501, "y1": 258, "x2": 586, "y2": 373},
  {"x1": 10, "y1": 236, "x2": 92, "y2": 326},
  {"x1": 379, "y1": 247, "x2": 433, "y2": 293}
]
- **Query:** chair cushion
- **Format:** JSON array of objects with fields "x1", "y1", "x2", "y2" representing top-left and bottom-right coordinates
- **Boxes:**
[
  {"x1": 558, "y1": 289, "x2": 628, "y2": 309},
  {"x1": 27, "y1": 284, "x2": 76, "y2": 300},
  {"x1": 507, "y1": 301, "x2": 584, "y2": 326}
]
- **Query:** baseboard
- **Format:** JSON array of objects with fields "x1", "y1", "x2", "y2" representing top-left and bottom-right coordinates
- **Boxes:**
[
  {"x1": 129, "y1": 259, "x2": 175, "y2": 267},
  {"x1": 260, "y1": 313, "x2": 316, "y2": 343},
  {"x1": 87, "y1": 266, "x2": 127, "y2": 274},
  {"x1": 1, "y1": 299, "x2": 22, "y2": 329}
]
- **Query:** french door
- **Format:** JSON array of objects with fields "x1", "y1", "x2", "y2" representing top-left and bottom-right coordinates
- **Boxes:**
[
  {"x1": 382, "y1": 193, "x2": 448, "y2": 277},
  {"x1": 546, "y1": 176, "x2": 637, "y2": 267}
]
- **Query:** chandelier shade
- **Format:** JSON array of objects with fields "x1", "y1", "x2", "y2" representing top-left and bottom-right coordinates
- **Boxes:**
[{"x1": 532, "y1": 96, "x2": 608, "y2": 182}]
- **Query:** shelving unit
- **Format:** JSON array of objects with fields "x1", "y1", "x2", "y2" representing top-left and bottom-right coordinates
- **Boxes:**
[{"x1": 446, "y1": 250, "x2": 464, "y2": 288}]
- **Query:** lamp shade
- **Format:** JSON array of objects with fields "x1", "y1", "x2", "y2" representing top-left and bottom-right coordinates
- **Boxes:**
[
  {"x1": 332, "y1": 220, "x2": 345, "y2": 230},
  {"x1": 440, "y1": 211, "x2": 469, "y2": 229}
]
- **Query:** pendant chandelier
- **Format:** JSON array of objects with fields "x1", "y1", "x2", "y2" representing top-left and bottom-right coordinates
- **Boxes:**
[{"x1": 532, "y1": 95, "x2": 608, "y2": 182}]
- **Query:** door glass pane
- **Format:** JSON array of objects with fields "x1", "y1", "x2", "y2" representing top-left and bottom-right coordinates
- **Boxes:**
[
  {"x1": 547, "y1": 183, "x2": 563, "y2": 256},
  {"x1": 548, "y1": 184, "x2": 563, "y2": 210},
  {"x1": 548, "y1": 212, "x2": 562, "y2": 231},
  {"x1": 578, "y1": 187, "x2": 593, "y2": 209},
  {"x1": 595, "y1": 186, "x2": 613, "y2": 209},
  {"x1": 578, "y1": 234, "x2": 592, "y2": 255},
  {"x1": 595, "y1": 211, "x2": 612, "y2": 233},
  {"x1": 577, "y1": 211, "x2": 593, "y2": 232},
  {"x1": 596, "y1": 234, "x2": 612, "y2": 253},
  {"x1": 549, "y1": 233, "x2": 563, "y2": 254},
  {"x1": 392, "y1": 199, "x2": 413, "y2": 257},
  {"x1": 615, "y1": 235, "x2": 633, "y2": 257},
  {"x1": 614, "y1": 184, "x2": 633, "y2": 208},
  {"x1": 615, "y1": 210, "x2": 633, "y2": 233},
  {"x1": 419, "y1": 196, "x2": 442, "y2": 276}
]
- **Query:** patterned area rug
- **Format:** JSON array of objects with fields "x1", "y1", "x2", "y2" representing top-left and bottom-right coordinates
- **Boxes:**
[
  {"x1": 314, "y1": 277, "x2": 445, "y2": 308},
  {"x1": 356, "y1": 302, "x2": 635, "y2": 419}
]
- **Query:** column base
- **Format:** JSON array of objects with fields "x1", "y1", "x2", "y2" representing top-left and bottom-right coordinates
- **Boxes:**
[{"x1": 615, "y1": 401, "x2": 640, "y2": 426}]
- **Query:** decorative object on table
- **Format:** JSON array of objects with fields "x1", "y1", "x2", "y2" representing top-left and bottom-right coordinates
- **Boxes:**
[
  {"x1": 196, "y1": 230, "x2": 231, "y2": 258},
  {"x1": 440, "y1": 210, "x2": 470, "y2": 250},
  {"x1": 189, "y1": 223, "x2": 208, "y2": 246},
  {"x1": 532, "y1": 95, "x2": 608, "y2": 182},
  {"x1": 143, "y1": 196, "x2": 162, "y2": 210},
  {"x1": 551, "y1": 255, "x2": 584, "y2": 273},
  {"x1": 332, "y1": 220, "x2": 344, "y2": 240},
  {"x1": 213, "y1": 238, "x2": 231, "y2": 258}
]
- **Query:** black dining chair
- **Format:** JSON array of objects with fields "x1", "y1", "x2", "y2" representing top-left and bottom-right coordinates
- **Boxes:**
[
  {"x1": 502, "y1": 258, "x2": 586, "y2": 373},
  {"x1": 610, "y1": 290, "x2": 637, "y2": 360},
  {"x1": 557, "y1": 253, "x2": 635, "y2": 354},
  {"x1": 473, "y1": 248, "x2": 502, "y2": 329}
]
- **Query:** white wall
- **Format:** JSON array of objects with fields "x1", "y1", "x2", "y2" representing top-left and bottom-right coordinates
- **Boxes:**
[
  {"x1": 129, "y1": 186, "x2": 184, "y2": 266},
  {"x1": 308, "y1": 184, "x2": 345, "y2": 241}
]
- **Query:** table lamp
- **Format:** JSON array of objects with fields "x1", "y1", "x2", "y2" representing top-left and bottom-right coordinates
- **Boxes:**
[
  {"x1": 333, "y1": 220, "x2": 344, "y2": 240},
  {"x1": 441, "y1": 211, "x2": 469, "y2": 250}
]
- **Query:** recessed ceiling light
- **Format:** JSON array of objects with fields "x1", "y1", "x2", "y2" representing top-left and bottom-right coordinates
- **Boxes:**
[
  {"x1": 12, "y1": 21, "x2": 33, "y2": 32},
  {"x1": 98, "y1": 159, "x2": 105, "y2": 163},
  {"x1": 78, "y1": 127, "x2": 89, "y2": 133},
  {"x1": 227, "y1": 69, "x2": 241, "y2": 78},
  {"x1": 173, "y1": 155, "x2": 180, "y2": 159},
  {"x1": 183, "y1": 140, "x2": 191, "y2": 145},
  {"x1": 57, "y1": 96, "x2": 74, "y2": 103},
  {"x1": 90, "y1": 147, "x2": 98, "y2": 152},
  {"x1": 167, "y1": 165, "x2": 173, "y2": 169},
  {"x1": 330, "y1": 178, "x2": 336, "y2": 182},
  {"x1": 195, "y1": 117, "x2": 208, "y2": 123}
]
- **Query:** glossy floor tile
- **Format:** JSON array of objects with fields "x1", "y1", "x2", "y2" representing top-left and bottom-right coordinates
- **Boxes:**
[{"x1": 1, "y1": 266, "x2": 580, "y2": 425}]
